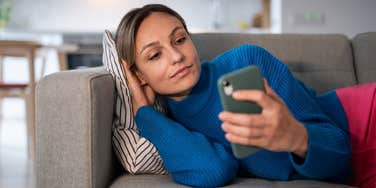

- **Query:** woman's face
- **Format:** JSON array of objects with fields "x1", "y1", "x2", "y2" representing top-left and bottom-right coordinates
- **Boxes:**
[{"x1": 134, "y1": 12, "x2": 201, "y2": 101}]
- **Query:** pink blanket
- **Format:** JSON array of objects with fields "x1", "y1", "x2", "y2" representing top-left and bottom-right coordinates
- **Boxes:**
[{"x1": 336, "y1": 83, "x2": 376, "y2": 188}]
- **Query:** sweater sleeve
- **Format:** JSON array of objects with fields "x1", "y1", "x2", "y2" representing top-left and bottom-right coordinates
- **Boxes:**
[
  {"x1": 135, "y1": 106, "x2": 238, "y2": 187},
  {"x1": 243, "y1": 45, "x2": 351, "y2": 182}
]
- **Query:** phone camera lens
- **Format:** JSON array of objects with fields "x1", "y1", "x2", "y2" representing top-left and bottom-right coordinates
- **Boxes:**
[{"x1": 223, "y1": 80, "x2": 230, "y2": 87}]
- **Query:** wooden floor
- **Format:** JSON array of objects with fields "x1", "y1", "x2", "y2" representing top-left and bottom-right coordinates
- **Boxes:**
[{"x1": 0, "y1": 98, "x2": 35, "y2": 188}]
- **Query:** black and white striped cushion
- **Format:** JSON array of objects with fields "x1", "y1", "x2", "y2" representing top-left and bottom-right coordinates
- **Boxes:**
[{"x1": 102, "y1": 30, "x2": 167, "y2": 174}]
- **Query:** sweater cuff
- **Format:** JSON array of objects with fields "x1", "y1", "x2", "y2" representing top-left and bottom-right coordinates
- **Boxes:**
[
  {"x1": 135, "y1": 105, "x2": 185, "y2": 144},
  {"x1": 289, "y1": 124, "x2": 332, "y2": 178},
  {"x1": 289, "y1": 122, "x2": 352, "y2": 183},
  {"x1": 135, "y1": 105, "x2": 164, "y2": 140},
  {"x1": 290, "y1": 123, "x2": 322, "y2": 177}
]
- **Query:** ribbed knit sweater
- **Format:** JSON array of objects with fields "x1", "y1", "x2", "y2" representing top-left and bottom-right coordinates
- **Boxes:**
[{"x1": 135, "y1": 45, "x2": 351, "y2": 187}]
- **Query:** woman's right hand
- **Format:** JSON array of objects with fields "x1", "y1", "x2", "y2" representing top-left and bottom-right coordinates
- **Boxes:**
[
  {"x1": 219, "y1": 79, "x2": 308, "y2": 158},
  {"x1": 121, "y1": 60, "x2": 155, "y2": 116}
]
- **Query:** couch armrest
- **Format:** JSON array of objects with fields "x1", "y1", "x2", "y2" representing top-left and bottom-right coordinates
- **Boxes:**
[{"x1": 36, "y1": 67, "x2": 116, "y2": 188}]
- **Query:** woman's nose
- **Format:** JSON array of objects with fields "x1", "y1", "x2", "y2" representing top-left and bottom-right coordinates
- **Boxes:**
[{"x1": 170, "y1": 47, "x2": 185, "y2": 64}]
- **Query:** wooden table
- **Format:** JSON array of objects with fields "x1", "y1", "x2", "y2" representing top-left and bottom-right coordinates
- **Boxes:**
[
  {"x1": 0, "y1": 40, "x2": 42, "y2": 159},
  {"x1": 42, "y1": 43, "x2": 78, "y2": 71}
]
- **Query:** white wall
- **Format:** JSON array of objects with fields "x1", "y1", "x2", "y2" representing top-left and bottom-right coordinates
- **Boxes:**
[
  {"x1": 8, "y1": 0, "x2": 142, "y2": 32},
  {"x1": 7, "y1": 0, "x2": 261, "y2": 32},
  {"x1": 270, "y1": 0, "x2": 281, "y2": 33},
  {"x1": 281, "y1": 0, "x2": 376, "y2": 37},
  {"x1": 6, "y1": 0, "x2": 376, "y2": 36}
]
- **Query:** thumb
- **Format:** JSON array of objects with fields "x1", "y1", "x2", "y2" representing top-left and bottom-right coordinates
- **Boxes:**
[
  {"x1": 121, "y1": 60, "x2": 133, "y2": 79},
  {"x1": 263, "y1": 79, "x2": 283, "y2": 103}
]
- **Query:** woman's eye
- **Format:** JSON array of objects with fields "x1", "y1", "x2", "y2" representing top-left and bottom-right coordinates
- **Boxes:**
[
  {"x1": 175, "y1": 37, "x2": 186, "y2": 45},
  {"x1": 149, "y1": 52, "x2": 160, "y2": 61}
]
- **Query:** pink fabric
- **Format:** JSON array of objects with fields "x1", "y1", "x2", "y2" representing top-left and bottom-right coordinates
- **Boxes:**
[{"x1": 336, "y1": 83, "x2": 376, "y2": 188}]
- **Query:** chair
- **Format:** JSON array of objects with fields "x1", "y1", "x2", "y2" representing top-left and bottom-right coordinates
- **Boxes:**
[{"x1": 0, "y1": 40, "x2": 41, "y2": 159}]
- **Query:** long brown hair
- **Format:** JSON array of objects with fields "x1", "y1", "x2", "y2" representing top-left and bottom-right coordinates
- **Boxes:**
[{"x1": 115, "y1": 4, "x2": 189, "y2": 71}]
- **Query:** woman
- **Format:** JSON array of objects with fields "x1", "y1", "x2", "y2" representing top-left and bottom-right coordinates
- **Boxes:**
[{"x1": 114, "y1": 4, "x2": 353, "y2": 187}]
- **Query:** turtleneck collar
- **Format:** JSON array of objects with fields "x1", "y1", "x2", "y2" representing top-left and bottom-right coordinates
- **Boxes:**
[{"x1": 167, "y1": 63, "x2": 214, "y2": 117}]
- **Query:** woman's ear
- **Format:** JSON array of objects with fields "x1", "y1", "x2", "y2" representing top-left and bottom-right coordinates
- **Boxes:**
[{"x1": 135, "y1": 71, "x2": 147, "y2": 86}]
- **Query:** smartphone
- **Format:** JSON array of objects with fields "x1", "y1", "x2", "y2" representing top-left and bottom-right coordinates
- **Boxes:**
[{"x1": 217, "y1": 65, "x2": 265, "y2": 159}]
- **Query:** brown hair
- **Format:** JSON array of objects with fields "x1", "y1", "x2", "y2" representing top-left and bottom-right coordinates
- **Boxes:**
[{"x1": 115, "y1": 4, "x2": 189, "y2": 71}]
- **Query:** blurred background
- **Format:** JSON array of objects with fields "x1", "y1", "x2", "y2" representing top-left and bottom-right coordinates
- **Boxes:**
[{"x1": 0, "y1": 0, "x2": 376, "y2": 187}]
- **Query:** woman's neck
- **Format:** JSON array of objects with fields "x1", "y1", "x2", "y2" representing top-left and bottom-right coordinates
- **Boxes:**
[{"x1": 167, "y1": 89, "x2": 192, "y2": 102}]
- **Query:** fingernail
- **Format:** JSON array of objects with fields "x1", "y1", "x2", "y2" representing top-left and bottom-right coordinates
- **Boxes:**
[
  {"x1": 221, "y1": 123, "x2": 226, "y2": 130},
  {"x1": 225, "y1": 134, "x2": 232, "y2": 141}
]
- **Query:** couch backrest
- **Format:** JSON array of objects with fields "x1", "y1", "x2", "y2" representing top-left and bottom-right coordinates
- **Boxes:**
[
  {"x1": 191, "y1": 33, "x2": 357, "y2": 94},
  {"x1": 352, "y1": 32, "x2": 376, "y2": 84}
]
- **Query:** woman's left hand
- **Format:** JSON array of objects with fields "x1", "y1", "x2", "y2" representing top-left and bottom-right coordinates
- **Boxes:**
[{"x1": 219, "y1": 80, "x2": 308, "y2": 158}]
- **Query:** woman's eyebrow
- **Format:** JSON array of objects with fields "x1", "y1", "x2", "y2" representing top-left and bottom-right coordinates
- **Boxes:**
[
  {"x1": 169, "y1": 26, "x2": 184, "y2": 38},
  {"x1": 140, "y1": 41, "x2": 160, "y2": 54},
  {"x1": 140, "y1": 26, "x2": 184, "y2": 54}
]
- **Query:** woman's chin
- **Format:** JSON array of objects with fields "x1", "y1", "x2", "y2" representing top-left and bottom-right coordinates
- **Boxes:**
[{"x1": 160, "y1": 65, "x2": 200, "y2": 101}]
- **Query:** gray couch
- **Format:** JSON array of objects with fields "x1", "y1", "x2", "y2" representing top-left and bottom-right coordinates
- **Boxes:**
[{"x1": 36, "y1": 32, "x2": 376, "y2": 188}]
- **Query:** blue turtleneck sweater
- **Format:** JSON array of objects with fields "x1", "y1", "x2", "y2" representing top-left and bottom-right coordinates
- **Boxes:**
[{"x1": 135, "y1": 45, "x2": 351, "y2": 187}]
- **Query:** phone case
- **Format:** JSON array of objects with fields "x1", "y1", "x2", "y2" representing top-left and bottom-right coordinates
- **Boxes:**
[{"x1": 217, "y1": 65, "x2": 265, "y2": 159}]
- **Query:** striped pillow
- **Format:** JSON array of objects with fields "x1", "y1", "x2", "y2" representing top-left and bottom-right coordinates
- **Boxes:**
[{"x1": 102, "y1": 30, "x2": 168, "y2": 174}]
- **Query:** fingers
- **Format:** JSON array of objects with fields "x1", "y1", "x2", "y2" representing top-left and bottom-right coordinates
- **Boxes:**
[
  {"x1": 225, "y1": 133, "x2": 263, "y2": 146},
  {"x1": 219, "y1": 111, "x2": 265, "y2": 128},
  {"x1": 221, "y1": 122, "x2": 263, "y2": 138},
  {"x1": 121, "y1": 59, "x2": 130, "y2": 73},
  {"x1": 232, "y1": 89, "x2": 273, "y2": 109},
  {"x1": 121, "y1": 59, "x2": 143, "y2": 92},
  {"x1": 121, "y1": 60, "x2": 137, "y2": 81},
  {"x1": 121, "y1": 59, "x2": 130, "y2": 69},
  {"x1": 232, "y1": 79, "x2": 284, "y2": 109},
  {"x1": 120, "y1": 59, "x2": 149, "y2": 108}
]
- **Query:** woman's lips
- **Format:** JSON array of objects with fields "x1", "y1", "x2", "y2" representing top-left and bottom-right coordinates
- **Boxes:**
[{"x1": 170, "y1": 64, "x2": 193, "y2": 79}]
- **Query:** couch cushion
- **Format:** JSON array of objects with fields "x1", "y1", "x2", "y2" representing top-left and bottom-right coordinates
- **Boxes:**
[
  {"x1": 109, "y1": 174, "x2": 355, "y2": 188},
  {"x1": 352, "y1": 32, "x2": 376, "y2": 84},
  {"x1": 192, "y1": 33, "x2": 357, "y2": 93}
]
